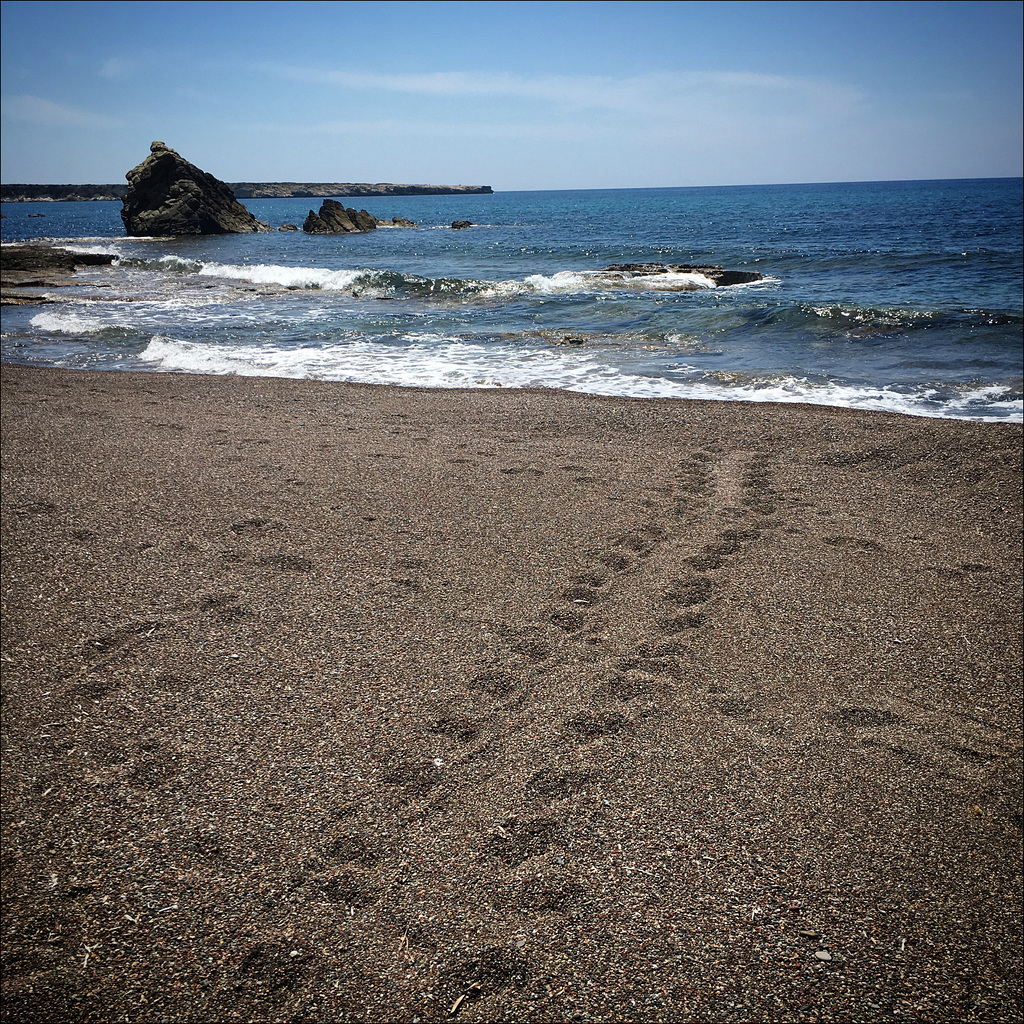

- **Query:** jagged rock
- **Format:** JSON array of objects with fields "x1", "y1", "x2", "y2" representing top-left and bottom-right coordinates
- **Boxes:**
[
  {"x1": 2, "y1": 245, "x2": 115, "y2": 274},
  {"x1": 302, "y1": 200, "x2": 378, "y2": 234},
  {"x1": 601, "y1": 263, "x2": 762, "y2": 287},
  {"x1": 2, "y1": 245, "x2": 116, "y2": 305},
  {"x1": 278, "y1": 224, "x2": 298, "y2": 231},
  {"x1": 451, "y1": 220, "x2": 473, "y2": 230},
  {"x1": 352, "y1": 208, "x2": 377, "y2": 231},
  {"x1": 120, "y1": 141, "x2": 270, "y2": 236},
  {"x1": 391, "y1": 217, "x2": 417, "y2": 228}
]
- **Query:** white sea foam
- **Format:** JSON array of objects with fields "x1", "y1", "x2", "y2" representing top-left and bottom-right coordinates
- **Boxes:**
[
  {"x1": 194, "y1": 261, "x2": 367, "y2": 291},
  {"x1": 153, "y1": 255, "x2": 204, "y2": 271},
  {"x1": 619, "y1": 270, "x2": 718, "y2": 291},
  {"x1": 672, "y1": 378, "x2": 1024, "y2": 422},
  {"x1": 520, "y1": 269, "x2": 717, "y2": 294},
  {"x1": 2, "y1": 236, "x2": 124, "y2": 249},
  {"x1": 154, "y1": 261, "x2": 722, "y2": 299},
  {"x1": 133, "y1": 335, "x2": 1022, "y2": 421},
  {"x1": 30, "y1": 309, "x2": 113, "y2": 334},
  {"x1": 933, "y1": 385, "x2": 1024, "y2": 422},
  {"x1": 137, "y1": 334, "x2": 683, "y2": 390},
  {"x1": 62, "y1": 243, "x2": 121, "y2": 257}
]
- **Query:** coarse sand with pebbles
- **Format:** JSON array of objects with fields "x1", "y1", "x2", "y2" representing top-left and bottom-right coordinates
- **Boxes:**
[{"x1": 1, "y1": 363, "x2": 1021, "y2": 1022}]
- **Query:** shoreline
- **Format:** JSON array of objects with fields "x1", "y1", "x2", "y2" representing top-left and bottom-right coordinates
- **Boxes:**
[
  {"x1": 2, "y1": 363, "x2": 1021, "y2": 1021},
  {"x1": 2, "y1": 230, "x2": 1020, "y2": 424}
]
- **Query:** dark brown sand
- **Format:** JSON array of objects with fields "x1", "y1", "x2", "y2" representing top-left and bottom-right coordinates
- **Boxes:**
[{"x1": 2, "y1": 363, "x2": 1021, "y2": 1023}]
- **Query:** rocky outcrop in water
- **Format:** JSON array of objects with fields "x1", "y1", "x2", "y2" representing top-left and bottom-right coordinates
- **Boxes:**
[
  {"x1": 301, "y1": 204, "x2": 420, "y2": 233},
  {"x1": 601, "y1": 263, "x2": 762, "y2": 286},
  {"x1": 120, "y1": 142, "x2": 270, "y2": 236},
  {"x1": 302, "y1": 200, "x2": 379, "y2": 234},
  {"x1": 1, "y1": 245, "x2": 116, "y2": 305},
  {"x1": 2, "y1": 245, "x2": 115, "y2": 275}
]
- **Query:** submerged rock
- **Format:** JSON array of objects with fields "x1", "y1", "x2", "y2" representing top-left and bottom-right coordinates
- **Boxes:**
[
  {"x1": 451, "y1": 220, "x2": 473, "y2": 230},
  {"x1": 121, "y1": 141, "x2": 270, "y2": 236},
  {"x1": 302, "y1": 200, "x2": 378, "y2": 234},
  {"x1": 601, "y1": 263, "x2": 762, "y2": 286}
]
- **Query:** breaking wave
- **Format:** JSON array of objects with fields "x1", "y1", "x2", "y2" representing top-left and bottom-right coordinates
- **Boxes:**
[
  {"x1": 134, "y1": 334, "x2": 1022, "y2": 421},
  {"x1": 110, "y1": 259, "x2": 747, "y2": 299}
]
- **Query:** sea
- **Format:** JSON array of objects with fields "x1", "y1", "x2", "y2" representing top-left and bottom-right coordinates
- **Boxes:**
[{"x1": 2, "y1": 178, "x2": 1022, "y2": 421}]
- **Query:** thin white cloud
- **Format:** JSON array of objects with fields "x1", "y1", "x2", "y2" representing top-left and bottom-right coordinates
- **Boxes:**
[
  {"x1": 1, "y1": 94, "x2": 122, "y2": 129},
  {"x1": 254, "y1": 63, "x2": 863, "y2": 120},
  {"x1": 242, "y1": 64, "x2": 866, "y2": 167},
  {"x1": 99, "y1": 56, "x2": 143, "y2": 80},
  {"x1": 244, "y1": 116, "x2": 602, "y2": 144},
  {"x1": 175, "y1": 86, "x2": 223, "y2": 105}
]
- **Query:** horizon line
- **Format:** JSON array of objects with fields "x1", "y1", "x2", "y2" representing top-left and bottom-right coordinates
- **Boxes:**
[{"x1": 3, "y1": 174, "x2": 1022, "y2": 197}]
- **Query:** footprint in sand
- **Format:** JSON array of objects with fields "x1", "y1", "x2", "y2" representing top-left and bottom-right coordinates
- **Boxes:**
[
  {"x1": 563, "y1": 710, "x2": 633, "y2": 740},
  {"x1": 485, "y1": 816, "x2": 560, "y2": 865},
  {"x1": 428, "y1": 716, "x2": 479, "y2": 743},
  {"x1": 662, "y1": 575, "x2": 713, "y2": 606},
  {"x1": 822, "y1": 535, "x2": 884, "y2": 553}
]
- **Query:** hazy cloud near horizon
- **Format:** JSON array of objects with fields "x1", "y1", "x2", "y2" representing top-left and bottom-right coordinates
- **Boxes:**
[
  {"x1": 2, "y1": 94, "x2": 123, "y2": 131},
  {"x1": 1, "y1": 0, "x2": 1021, "y2": 188}
]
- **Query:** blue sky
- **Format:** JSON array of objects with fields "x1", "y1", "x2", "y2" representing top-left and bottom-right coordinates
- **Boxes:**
[{"x1": 2, "y1": 0, "x2": 1021, "y2": 189}]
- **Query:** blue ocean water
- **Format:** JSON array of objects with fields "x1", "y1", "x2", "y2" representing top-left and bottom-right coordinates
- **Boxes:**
[{"x1": 2, "y1": 179, "x2": 1021, "y2": 420}]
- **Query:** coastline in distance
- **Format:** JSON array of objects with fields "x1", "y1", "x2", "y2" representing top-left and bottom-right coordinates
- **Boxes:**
[{"x1": 0, "y1": 182, "x2": 494, "y2": 203}]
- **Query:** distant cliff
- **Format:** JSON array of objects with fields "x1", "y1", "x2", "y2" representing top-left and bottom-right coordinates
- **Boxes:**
[
  {"x1": 231, "y1": 183, "x2": 493, "y2": 198},
  {"x1": 2, "y1": 182, "x2": 494, "y2": 203},
  {"x1": 2, "y1": 184, "x2": 130, "y2": 202}
]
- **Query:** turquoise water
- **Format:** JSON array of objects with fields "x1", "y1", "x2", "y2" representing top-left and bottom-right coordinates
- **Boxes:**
[{"x1": 2, "y1": 179, "x2": 1021, "y2": 419}]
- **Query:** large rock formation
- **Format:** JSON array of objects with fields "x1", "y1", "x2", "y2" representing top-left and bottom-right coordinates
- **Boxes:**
[
  {"x1": 302, "y1": 200, "x2": 378, "y2": 234},
  {"x1": 120, "y1": 142, "x2": 270, "y2": 236}
]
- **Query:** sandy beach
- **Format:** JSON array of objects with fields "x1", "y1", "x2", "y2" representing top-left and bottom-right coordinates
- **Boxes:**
[{"x1": 1, "y1": 363, "x2": 1021, "y2": 1022}]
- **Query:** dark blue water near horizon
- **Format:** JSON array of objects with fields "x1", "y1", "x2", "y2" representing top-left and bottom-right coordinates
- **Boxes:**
[{"x1": 2, "y1": 178, "x2": 1021, "y2": 420}]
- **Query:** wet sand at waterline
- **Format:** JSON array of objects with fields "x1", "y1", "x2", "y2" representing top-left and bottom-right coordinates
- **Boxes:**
[{"x1": 2, "y1": 364, "x2": 1021, "y2": 1022}]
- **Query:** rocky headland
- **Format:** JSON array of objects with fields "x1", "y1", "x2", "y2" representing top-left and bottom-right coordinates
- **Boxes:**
[
  {"x1": 1, "y1": 184, "x2": 131, "y2": 203},
  {"x1": 6, "y1": 141, "x2": 490, "y2": 237},
  {"x1": 2, "y1": 182, "x2": 493, "y2": 203},
  {"x1": 232, "y1": 182, "x2": 493, "y2": 199}
]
